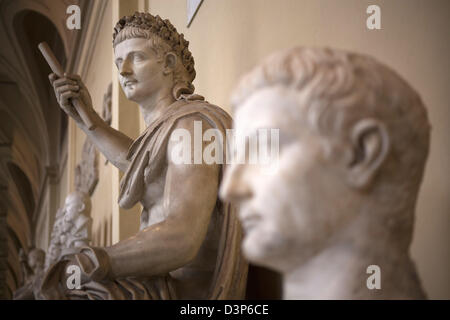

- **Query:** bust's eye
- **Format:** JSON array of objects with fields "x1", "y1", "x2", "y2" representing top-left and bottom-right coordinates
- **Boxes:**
[{"x1": 133, "y1": 53, "x2": 146, "y2": 62}]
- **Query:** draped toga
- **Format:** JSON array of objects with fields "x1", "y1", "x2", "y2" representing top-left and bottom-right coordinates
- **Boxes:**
[{"x1": 40, "y1": 94, "x2": 248, "y2": 300}]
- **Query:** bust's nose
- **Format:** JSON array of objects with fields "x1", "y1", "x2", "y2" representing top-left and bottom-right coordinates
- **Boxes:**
[
  {"x1": 219, "y1": 164, "x2": 253, "y2": 204},
  {"x1": 120, "y1": 69, "x2": 132, "y2": 77},
  {"x1": 119, "y1": 59, "x2": 133, "y2": 77}
]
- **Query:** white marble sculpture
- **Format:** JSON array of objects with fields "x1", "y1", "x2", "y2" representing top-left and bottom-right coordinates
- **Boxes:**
[
  {"x1": 45, "y1": 208, "x2": 64, "y2": 269},
  {"x1": 220, "y1": 47, "x2": 429, "y2": 299},
  {"x1": 59, "y1": 191, "x2": 92, "y2": 257},
  {"x1": 45, "y1": 192, "x2": 92, "y2": 268},
  {"x1": 101, "y1": 83, "x2": 112, "y2": 126},
  {"x1": 40, "y1": 12, "x2": 247, "y2": 300},
  {"x1": 74, "y1": 138, "x2": 99, "y2": 196}
]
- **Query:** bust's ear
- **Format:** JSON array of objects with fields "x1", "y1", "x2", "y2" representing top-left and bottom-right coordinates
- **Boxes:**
[
  {"x1": 163, "y1": 52, "x2": 177, "y2": 75},
  {"x1": 346, "y1": 118, "x2": 390, "y2": 190}
]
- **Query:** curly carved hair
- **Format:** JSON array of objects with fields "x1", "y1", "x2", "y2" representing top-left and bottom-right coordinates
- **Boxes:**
[
  {"x1": 232, "y1": 47, "x2": 431, "y2": 206},
  {"x1": 113, "y1": 12, "x2": 196, "y2": 98}
]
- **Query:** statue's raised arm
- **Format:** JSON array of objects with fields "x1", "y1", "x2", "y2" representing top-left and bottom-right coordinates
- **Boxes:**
[{"x1": 47, "y1": 61, "x2": 133, "y2": 172}]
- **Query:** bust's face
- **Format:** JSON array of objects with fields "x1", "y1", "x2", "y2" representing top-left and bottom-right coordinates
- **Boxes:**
[
  {"x1": 65, "y1": 201, "x2": 81, "y2": 220},
  {"x1": 221, "y1": 86, "x2": 352, "y2": 272},
  {"x1": 64, "y1": 193, "x2": 85, "y2": 221},
  {"x1": 114, "y1": 37, "x2": 167, "y2": 103}
]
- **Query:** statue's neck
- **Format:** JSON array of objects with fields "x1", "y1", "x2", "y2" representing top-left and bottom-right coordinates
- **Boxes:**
[
  {"x1": 283, "y1": 212, "x2": 426, "y2": 299},
  {"x1": 139, "y1": 90, "x2": 176, "y2": 127}
]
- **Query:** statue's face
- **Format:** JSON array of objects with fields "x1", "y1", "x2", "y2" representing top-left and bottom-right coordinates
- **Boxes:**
[
  {"x1": 65, "y1": 202, "x2": 80, "y2": 221},
  {"x1": 56, "y1": 218, "x2": 63, "y2": 230},
  {"x1": 64, "y1": 193, "x2": 85, "y2": 222},
  {"x1": 221, "y1": 86, "x2": 351, "y2": 272},
  {"x1": 114, "y1": 37, "x2": 167, "y2": 103}
]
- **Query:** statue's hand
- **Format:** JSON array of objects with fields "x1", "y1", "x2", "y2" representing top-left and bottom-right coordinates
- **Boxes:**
[{"x1": 48, "y1": 73, "x2": 94, "y2": 127}]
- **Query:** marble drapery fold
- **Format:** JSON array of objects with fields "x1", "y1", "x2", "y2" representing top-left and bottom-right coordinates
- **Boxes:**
[{"x1": 40, "y1": 95, "x2": 248, "y2": 299}]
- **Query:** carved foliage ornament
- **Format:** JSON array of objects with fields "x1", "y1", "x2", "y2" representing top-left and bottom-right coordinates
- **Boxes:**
[
  {"x1": 74, "y1": 82, "x2": 113, "y2": 194},
  {"x1": 74, "y1": 139, "x2": 98, "y2": 196}
]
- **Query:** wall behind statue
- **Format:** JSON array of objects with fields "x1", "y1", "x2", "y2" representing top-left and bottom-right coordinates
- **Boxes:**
[
  {"x1": 82, "y1": 1, "x2": 114, "y2": 247},
  {"x1": 143, "y1": 0, "x2": 450, "y2": 299},
  {"x1": 69, "y1": 1, "x2": 114, "y2": 247}
]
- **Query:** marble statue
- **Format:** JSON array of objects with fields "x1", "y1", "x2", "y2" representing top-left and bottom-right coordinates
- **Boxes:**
[
  {"x1": 14, "y1": 190, "x2": 92, "y2": 299},
  {"x1": 44, "y1": 192, "x2": 92, "y2": 271},
  {"x1": 59, "y1": 191, "x2": 92, "y2": 257},
  {"x1": 220, "y1": 47, "x2": 429, "y2": 299},
  {"x1": 101, "y1": 83, "x2": 112, "y2": 126},
  {"x1": 101, "y1": 83, "x2": 112, "y2": 165},
  {"x1": 13, "y1": 248, "x2": 46, "y2": 299},
  {"x1": 41, "y1": 12, "x2": 247, "y2": 299},
  {"x1": 45, "y1": 208, "x2": 64, "y2": 269},
  {"x1": 74, "y1": 138, "x2": 99, "y2": 195}
]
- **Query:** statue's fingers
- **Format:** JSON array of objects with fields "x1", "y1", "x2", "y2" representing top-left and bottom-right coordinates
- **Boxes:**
[
  {"x1": 55, "y1": 84, "x2": 80, "y2": 96},
  {"x1": 48, "y1": 73, "x2": 58, "y2": 84},
  {"x1": 60, "y1": 91, "x2": 80, "y2": 107},
  {"x1": 53, "y1": 77, "x2": 77, "y2": 88}
]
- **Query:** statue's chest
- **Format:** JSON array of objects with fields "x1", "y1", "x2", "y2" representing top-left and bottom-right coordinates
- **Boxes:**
[{"x1": 139, "y1": 166, "x2": 167, "y2": 229}]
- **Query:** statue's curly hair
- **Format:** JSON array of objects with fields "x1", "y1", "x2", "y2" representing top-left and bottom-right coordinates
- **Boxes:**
[
  {"x1": 232, "y1": 47, "x2": 431, "y2": 209},
  {"x1": 113, "y1": 12, "x2": 196, "y2": 84}
]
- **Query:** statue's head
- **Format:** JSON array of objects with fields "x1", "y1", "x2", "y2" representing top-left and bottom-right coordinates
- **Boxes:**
[
  {"x1": 28, "y1": 248, "x2": 45, "y2": 272},
  {"x1": 113, "y1": 12, "x2": 196, "y2": 102},
  {"x1": 221, "y1": 47, "x2": 430, "y2": 272},
  {"x1": 64, "y1": 191, "x2": 91, "y2": 222}
]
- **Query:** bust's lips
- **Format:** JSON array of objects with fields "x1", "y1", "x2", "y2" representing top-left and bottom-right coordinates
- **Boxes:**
[
  {"x1": 240, "y1": 213, "x2": 261, "y2": 233},
  {"x1": 124, "y1": 80, "x2": 137, "y2": 87}
]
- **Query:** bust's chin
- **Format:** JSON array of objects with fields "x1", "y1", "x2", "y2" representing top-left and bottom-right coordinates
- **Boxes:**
[
  {"x1": 123, "y1": 86, "x2": 148, "y2": 103},
  {"x1": 122, "y1": 87, "x2": 135, "y2": 100},
  {"x1": 243, "y1": 236, "x2": 282, "y2": 271}
]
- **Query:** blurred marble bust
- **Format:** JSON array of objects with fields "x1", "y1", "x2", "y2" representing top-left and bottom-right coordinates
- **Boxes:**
[
  {"x1": 220, "y1": 47, "x2": 429, "y2": 299},
  {"x1": 60, "y1": 191, "x2": 92, "y2": 257}
]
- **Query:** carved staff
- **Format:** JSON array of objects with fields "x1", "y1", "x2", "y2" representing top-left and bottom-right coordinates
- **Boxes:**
[{"x1": 38, "y1": 42, "x2": 95, "y2": 130}]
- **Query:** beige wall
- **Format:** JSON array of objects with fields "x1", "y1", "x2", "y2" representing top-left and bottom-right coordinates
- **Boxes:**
[
  {"x1": 144, "y1": 0, "x2": 449, "y2": 299},
  {"x1": 83, "y1": 1, "x2": 114, "y2": 247},
  {"x1": 69, "y1": 0, "x2": 116, "y2": 247},
  {"x1": 64, "y1": 0, "x2": 449, "y2": 298}
]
